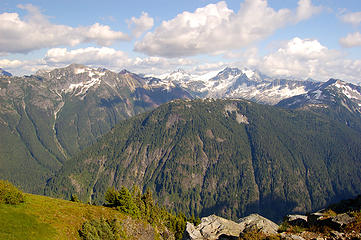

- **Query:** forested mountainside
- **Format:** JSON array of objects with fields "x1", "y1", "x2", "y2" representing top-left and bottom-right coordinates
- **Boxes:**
[
  {"x1": 45, "y1": 98, "x2": 361, "y2": 221},
  {"x1": 0, "y1": 64, "x2": 191, "y2": 193}
]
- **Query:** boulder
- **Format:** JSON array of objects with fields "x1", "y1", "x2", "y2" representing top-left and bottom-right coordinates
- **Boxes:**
[
  {"x1": 323, "y1": 213, "x2": 355, "y2": 231},
  {"x1": 184, "y1": 213, "x2": 280, "y2": 240},
  {"x1": 280, "y1": 232, "x2": 306, "y2": 240},
  {"x1": 308, "y1": 210, "x2": 355, "y2": 231},
  {"x1": 238, "y1": 213, "x2": 279, "y2": 235},
  {"x1": 184, "y1": 214, "x2": 243, "y2": 240}
]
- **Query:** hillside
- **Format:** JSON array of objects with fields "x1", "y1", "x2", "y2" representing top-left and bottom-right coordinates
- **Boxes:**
[
  {"x1": 0, "y1": 193, "x2": 168, "y2": 240},
  {"x1": 0, "y1": 64, "x2": 191, "y2": 193},
  {"x1": 0, "y1": 179, "x2": 189, "y2": 240},
  {"x1": 45, "y1": 99, "x2": 361, "y2": 221}
]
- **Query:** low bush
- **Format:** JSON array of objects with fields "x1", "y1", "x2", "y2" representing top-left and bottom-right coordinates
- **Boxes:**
[
  {"x1": 239, "y1": 229, "x2": 281, "y2": 240},
  {"x1": 0, "y1": 180, "x2": 25, "y2": 205},
  {"x1": 79, "y1": 218, "x2": 127, "y2": 240}
]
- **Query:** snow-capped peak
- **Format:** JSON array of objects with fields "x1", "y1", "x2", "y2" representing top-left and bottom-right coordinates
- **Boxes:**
[
  {"x1": 211, "y1": 67, "x2": 242, "y2": 80},
  {"x1": 166, "y1": 69, "x2": 192, "y2": 81},
  {"x1": 328, "y1": 79, "x2": 361, "y2": 101}
]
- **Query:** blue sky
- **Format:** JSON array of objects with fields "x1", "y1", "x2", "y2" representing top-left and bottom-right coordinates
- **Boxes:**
[{"x1": 1, "y1": 0, "x2": 361, "y2": 83}]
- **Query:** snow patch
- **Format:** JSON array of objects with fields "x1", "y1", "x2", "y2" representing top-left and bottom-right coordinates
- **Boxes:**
[
  {"x1": 242, "y1": 69, "x2": 254, "y2": 79},
  {"x1": 67, "y1": 77, "x2": 101, "y2": 96},
  {"x1": 313, "y1": 90, "x2": 322, "y2": 100},
  {"x1": 74, "y1": 68, "x2": 86, "y2": 74}
]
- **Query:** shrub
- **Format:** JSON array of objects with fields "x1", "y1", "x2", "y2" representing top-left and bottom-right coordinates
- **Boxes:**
[
  {"x1": 70, "y1": 193, "x2": 81, "y2": 203},
  {"x1": 0, "y1": 180, "x2": 25, "y2": 205},
  {"x1": 240, "y1": 229, "x2": 281, "y2": 240},
  {"x1": 105, "y1": 187, "x2": 139, "y2": 216},
  {"x1": 79, "y1": 218, "x2": 127, "y2": 240}
]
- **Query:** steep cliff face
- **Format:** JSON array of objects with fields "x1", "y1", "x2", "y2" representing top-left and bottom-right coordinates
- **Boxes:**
[
  {"x1": 46, "y1": 99, "x2": 361, "y2": 221},
  {"x1": 0, "y1": 64, "x2": 191, "y2": 193}
]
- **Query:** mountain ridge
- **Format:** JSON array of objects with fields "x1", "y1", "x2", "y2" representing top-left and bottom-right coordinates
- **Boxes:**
[
  {"x1": 0, "y1": 64, "x2": 191, "y2": 193},
  {"x1": 45, "y1": 98, "x2": 361, "y2": 222},
  {"x1": 147, "y1": 67, "x2": 321, "y2": 104}
]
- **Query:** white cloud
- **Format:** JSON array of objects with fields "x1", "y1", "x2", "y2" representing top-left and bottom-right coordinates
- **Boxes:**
[
  {"x1": 296, "y1": 0, "x2": 322, "y2": 21},
  {"x1": 127, "y1": 12, "x2": 154, "y2": 38},
  {"x1": 339, "y1": 32, "x2": 361, "y2": 48},
  {"x1": 0, "y1": 58, "x2": 48, "y2": 75},
  {"x1": 3, "y1": 37, "x2": 361, "y2": 84},
  {"x1": 0, "y1": 59, "x2": 24, "y2": 68},
  {"x1": 0, "y1": 4, "x2": 129, "y2": 54},
  {"x1": 44, "y1": 47, "x2": 130, "y2": 67},
  {"x1": 0, "y1": 47, "x2": 197, "y2": 76},
  {"x1": 134, "y1": 0, "x2": 321, "y2": 57},
  {"x1": 242, "y1": 37, "x2": 361, "y2": 83},
  {"x1": 340, "y1": 11, "x2": 361, "y2": 25}
]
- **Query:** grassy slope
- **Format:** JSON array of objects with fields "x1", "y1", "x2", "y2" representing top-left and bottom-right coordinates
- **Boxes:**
[{"x1": 0, "y1": 193, "x2": 156, "y2": 240}]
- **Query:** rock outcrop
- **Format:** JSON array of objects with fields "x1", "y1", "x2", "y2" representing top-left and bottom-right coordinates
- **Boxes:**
[
  {"x1": 238, "y1": 214, "x2": 279, "y2": 235},
  {"x1": 184, "y1": 215, "x2": 243, "y2": 240},
  {"x1": 184, "y1": 214, "x2": 279, "y2": 240}
]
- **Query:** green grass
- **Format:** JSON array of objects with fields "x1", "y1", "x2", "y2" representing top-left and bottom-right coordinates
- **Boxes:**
[
  {"x1": 0, "y1": 204, "x2": 56, "y2": 240},
  {"x1": 0, "y1": 194, "x2": 131, "y2": 240}
]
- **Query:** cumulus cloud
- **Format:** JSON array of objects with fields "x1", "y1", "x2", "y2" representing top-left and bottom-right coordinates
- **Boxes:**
[
  {"x1": 44, "y1": 47, "x2": 130, "y2": 67},
  {"x1": 242, "y1": 37, "x2": 361, "y2": 83},
  {"x1": 3, "y1": 37, "x2": 361, "y2": 84},
  {"x1": 0, "y1": 58, "x2": 48, "y2": 75},
  {"x1": 0, "y1": 46, "x2": 197, "y2": 76},
  {"x1": 127, "y1": 12, "x2": 154, "y2": 38},
  {"x1": 296, "y1": 0, "x2": 322, "y2": 21},
  {"x1": 0, "y1": 59, "x2": 24, "y2": 68},
  {"x1": 134, "y1": 0, "x2": 321, "y2": 57},
  {"x1": 340, "y1": 11, "x2": 361, "y2": 25},
  {"x1": 339, "y1": 32, "x2": 361, "y2": 48},
  {"x1": 339, "y1": 11, "x2": 361, "y2": 48},
  {"x1": 0, "y1": 4, "x2": 129, "y2": 54}
]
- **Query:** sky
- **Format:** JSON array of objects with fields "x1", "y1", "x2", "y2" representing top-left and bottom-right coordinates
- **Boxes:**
[{"x1": 1, "y1": 0, "x2": 361, "y2": 83}]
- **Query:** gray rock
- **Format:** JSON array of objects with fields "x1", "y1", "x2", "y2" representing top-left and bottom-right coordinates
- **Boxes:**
[
  {"x1": 184, "y1": 214, "x2": 243, "y2": 240},
  {"x1": 308, "y1": 211, "x2": 355, "y2": 231},
  {"x1": 238, "y1": 213, "x2": 279, "y2": 235},
  {"x1": 325, "y1": 213, "x2": 355, "y2": 231},
  {"x1": 184, "y1": 213, "x2": 279, "y2": 240},
  {"x1": 280, "y1": 232, "x2": 306, "y2": 240}
]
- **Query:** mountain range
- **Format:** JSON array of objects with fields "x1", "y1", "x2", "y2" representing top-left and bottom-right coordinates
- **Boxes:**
[
  {"x1": 45, "y1": 98, "x2": 361, "y2": 221},
  {"x1": 277, "y1": 78, "x2": 361, "y2": 132},
  {"x1": 147, "y1": 67, "x2": 321, "y2": 104},
  {"x1": 0, "y1": 64, "x2": 190, "y2": 193},
  {"x1": 1, "y1": 64, "x2": 361, "y2": 222}
]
